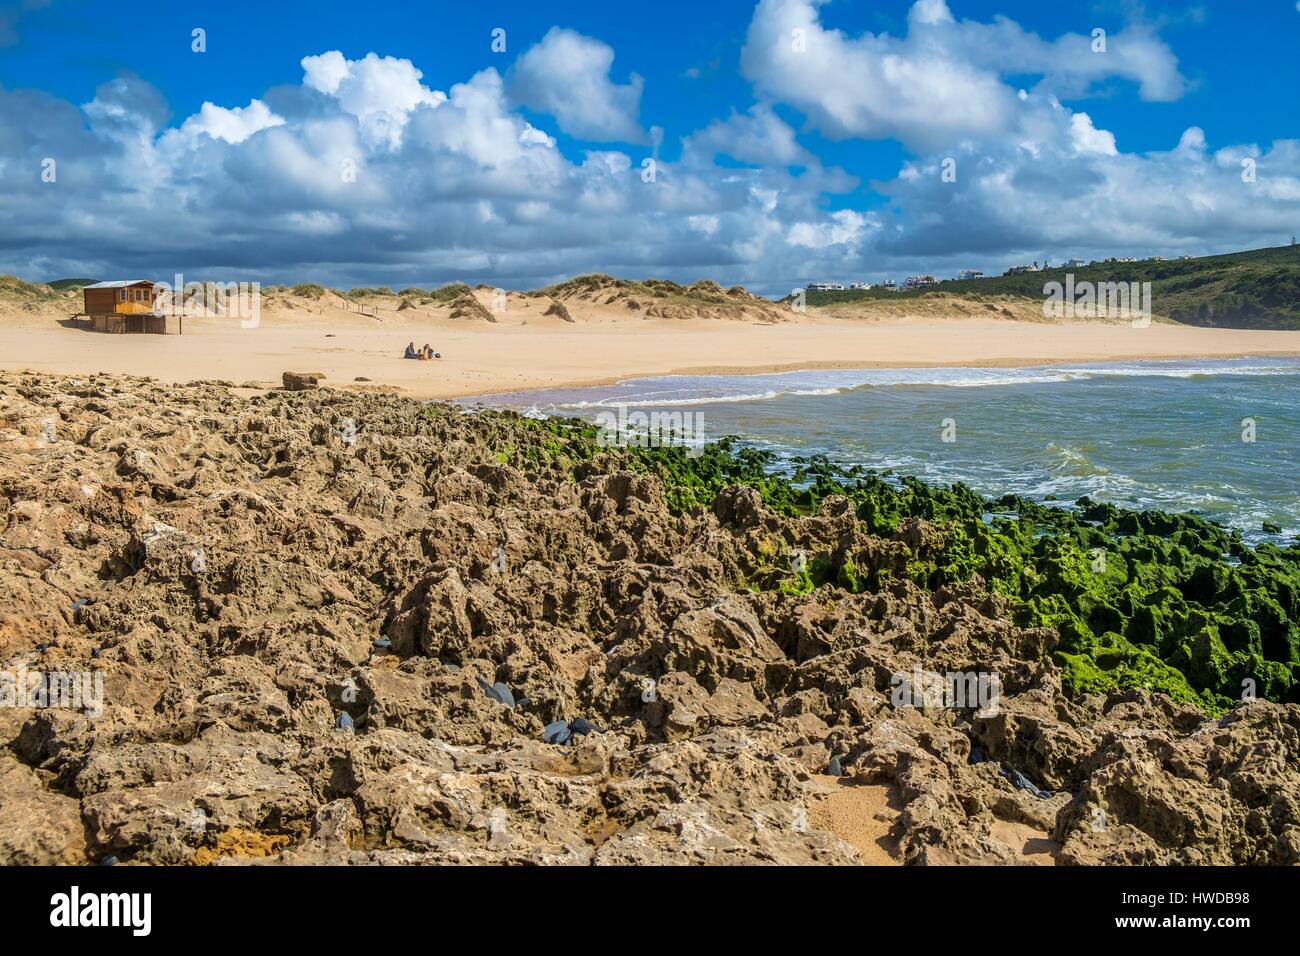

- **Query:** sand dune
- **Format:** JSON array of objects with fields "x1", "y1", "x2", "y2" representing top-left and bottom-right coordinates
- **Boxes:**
[{"x1": 2, "y1": 284, "x2": 1298, "y2": 400}]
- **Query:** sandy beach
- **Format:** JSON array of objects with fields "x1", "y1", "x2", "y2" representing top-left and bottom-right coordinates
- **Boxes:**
[{"x1": 3, "y1": 288, "x2": 1298, "y2": 399}]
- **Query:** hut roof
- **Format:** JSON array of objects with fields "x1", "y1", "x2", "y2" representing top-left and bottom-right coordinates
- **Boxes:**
[{"x1": 83, "y1": 279, "x2": 155, "y2": 289}]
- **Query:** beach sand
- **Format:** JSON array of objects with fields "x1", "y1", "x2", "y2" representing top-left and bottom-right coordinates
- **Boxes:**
[
  {"x1": 808, "y1": 777, "x2": 905, "y2": 865},
  {"x1": 3, "y1": 288, "x2": 1298, "y2": 399},
  {"x1": 807, "y1": 776, "x2": 1061, "y2": 865}
]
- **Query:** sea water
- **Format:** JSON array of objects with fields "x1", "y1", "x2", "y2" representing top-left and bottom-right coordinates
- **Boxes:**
[{"x1": 471, "y1": 358, "x2": 1300, "y2": 544}]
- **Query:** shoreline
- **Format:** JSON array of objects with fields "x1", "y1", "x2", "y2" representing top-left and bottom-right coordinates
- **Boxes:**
[
  {"x1": 3, "y1": 301, "x2": 1299, "y2": 402},
  {"x1": 457, "y1": 352, "x2": 1300, "y2": 548},
  {"x1": 9, "y1": 348, "x2": 1300, "y2": 403},
  {"x1": 455, "y1": 349, "x2": 1300, "y2": 401}
]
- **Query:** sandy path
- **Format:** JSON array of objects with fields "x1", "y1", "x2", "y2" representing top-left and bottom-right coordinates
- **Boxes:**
[
  {"x1": 808, "y1": 776, "x2": 1062, "y2": 865},
  {"x1": 3, "y1": 299, "x2": 1298, "y2": 400},
  {"x1": 809, "y1": 777, "x2": 905, "y2": 865},
  {"x1": 990, "y1": 820, "x2": 1061, "y2": 865}
]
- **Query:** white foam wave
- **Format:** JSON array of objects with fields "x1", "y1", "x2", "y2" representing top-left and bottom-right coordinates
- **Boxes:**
[{"x1": 511, "y1": 359, "x2": 1300, "y2": 412}]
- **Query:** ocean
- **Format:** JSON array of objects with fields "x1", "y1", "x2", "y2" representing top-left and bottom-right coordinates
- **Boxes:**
[{"x1": 469, "y1": 358, "x2": 1300, "y2": 544}]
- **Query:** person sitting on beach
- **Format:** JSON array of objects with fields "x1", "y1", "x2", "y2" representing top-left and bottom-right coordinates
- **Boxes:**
[
  {"x1": 404, "y1": 342, "x2": 418, "y2": 359},
  {"x1": 420, "y1": 344, "x2": 435, "y2": 361}
]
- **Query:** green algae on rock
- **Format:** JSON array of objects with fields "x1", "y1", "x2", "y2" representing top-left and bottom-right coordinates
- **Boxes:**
[{"x1": 510, "y1": 417, "x2": 1298, "y2": 714}]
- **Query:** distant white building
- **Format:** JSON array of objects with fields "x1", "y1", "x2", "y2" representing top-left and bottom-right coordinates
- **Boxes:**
[
  {"x1": 1004, "y1": 263, "x2": 1040, "y2": 276},
  {"x1": 1063, "y1": 258, "x2": 1086, "y2": 268},
  {"x1": 806, "y1": 282, "x2": 845, "y2": 291},
  {"x1": 903, "y1": 275, "x2": 937, "y2": 289},
  {"x1": 848, "y1": 281, "x2": 872, "y2": 290},
  {"x1": 957, "y1": 269, "x2": 984, "y2": 280},
  {"x1": 879, "y1": 279, "x2": 898, "y2": 290}
]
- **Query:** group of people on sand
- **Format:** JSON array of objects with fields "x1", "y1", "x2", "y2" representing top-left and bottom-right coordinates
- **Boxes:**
[{"x1": 404, "y1": 342, "x2": 440, "y2": 360}]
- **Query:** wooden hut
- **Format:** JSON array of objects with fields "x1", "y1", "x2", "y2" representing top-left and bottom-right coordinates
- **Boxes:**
[{"x1": 79, "y1": 280, "x2": 174, "y2": 333}]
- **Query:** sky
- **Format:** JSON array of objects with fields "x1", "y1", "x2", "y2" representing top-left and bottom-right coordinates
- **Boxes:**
[{"x1": 1, "y1": 0, "x2": 1298, "y2": 295}]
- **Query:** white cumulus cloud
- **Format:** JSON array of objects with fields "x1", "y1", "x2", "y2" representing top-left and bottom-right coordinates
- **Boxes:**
[
  {"x1": 301, "y1": 51, "x2": 446, "y2": 149},
  {"x1": 508, "y1": 27, "x2": 648, "y2": 143},
  {"x1": 0, "y1": 8, "x2": 1294, "y2": 297},
  {"x1": 179, "y1": 99, "x2": 285, "y2": 144},
  {"x1": 683, "y1": 103, "x2": 812, "y2": 167},
  {"x1": 740, "y1": 0, "x2": 1186, "y2": 151}
]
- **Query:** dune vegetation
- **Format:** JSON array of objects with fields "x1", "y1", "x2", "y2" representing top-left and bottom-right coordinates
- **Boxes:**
[{"x1": 801, "y1": 243, "x2": 1300, "y2": 329}]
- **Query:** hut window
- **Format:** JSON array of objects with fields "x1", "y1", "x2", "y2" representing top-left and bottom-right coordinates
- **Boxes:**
[{"x1": 119, "y1": 289, "x2": 126, "y2": 302}]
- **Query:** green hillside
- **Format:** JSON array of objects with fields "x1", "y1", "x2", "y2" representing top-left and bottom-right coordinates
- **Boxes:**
[
  {"x1": 801, "y1": 243, "x2": 1300, "y2": 330},
  {"x1": 45, "y1": 277, "x2": 99, "y2": 291}
]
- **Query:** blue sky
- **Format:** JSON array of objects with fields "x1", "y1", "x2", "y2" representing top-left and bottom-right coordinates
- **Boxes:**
[{"x1": 2, "y1": 0, "x2": 1298, "y2": 293}]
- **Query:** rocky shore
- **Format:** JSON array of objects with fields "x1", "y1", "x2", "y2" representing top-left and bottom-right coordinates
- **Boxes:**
[{"x1": 1, "y1": 371, "x2": 1297, "y2": 865}]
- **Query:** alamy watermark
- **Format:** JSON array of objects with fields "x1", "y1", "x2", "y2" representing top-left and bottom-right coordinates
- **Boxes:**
[
  {"x1": 50, "y1": 886, "x2": 150, "y2": 936},
  {"x1": 1042, "y1": 274, "x2": 1151, "y2": 327},
  {"x1": 890, "y1": 665, "x2": 1001, "y2": 716},
  {"x1": 152, "y1": 273, "x2": 261, "y2": 328},
  {"x1": 593, "y1": 404, "x2": 706, "y2": 458},
  {"x1": 1, "y1": 665, "x2": 103, "y2": 718}
]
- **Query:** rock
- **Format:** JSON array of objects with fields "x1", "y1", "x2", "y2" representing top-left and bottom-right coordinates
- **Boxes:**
[
  {"x1": 282, "y1": 371, "x2": 325, "y2": 390},
  {"x1": 712, "y1": 485, "x2": 766, "y2": 530},
  {"x1": 0, "y1": 755, "x2": 85, "y2": 864},
  {"x1": 0, "y1": 370, "x2": 1296, "y2": 868}
]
